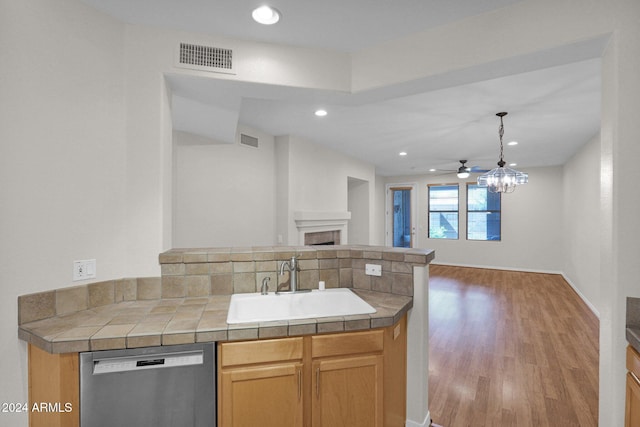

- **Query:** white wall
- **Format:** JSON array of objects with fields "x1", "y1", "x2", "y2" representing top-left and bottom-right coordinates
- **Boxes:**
[
  {"x1": 173, "y1": 127, "x2": 276, "y2": 247},
  {"x1": 382, "y1": 166, "x2": 564, "y2": 272},
  {"x1": 117, "y1": 18, "x2": 353, "y2": 275},
  {"x1": 174, "y1": 131, "x2": 377, "y2": 248},
  {"x1": 288, "y1": 135, "x2": 371, "y2": 212},
  {"x1": 562, "y1": 134, "x2": 601, "y2": 315},
  {"x1": 0, "y1": 0, "x2": 127, "y2": 424},
  {"x1": 598, "y1": 10, "x2": 640, "y2": 424},
  {"x1": 373, "y1": 177, "x2": 388, "y2": 245},
  {"x1": 348, "y1": 177, "x2": 370, "y2": 244},
  {"x1": 277, "y1": 135, "x2": 377, "y2": 245},
  {"x1": 351, "y1": 0, "x2": 613, "y2": 94}
]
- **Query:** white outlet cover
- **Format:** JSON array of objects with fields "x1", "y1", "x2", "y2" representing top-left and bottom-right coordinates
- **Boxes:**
[
  {"x1": 73, "y1": 259, "x2": 96, "y2": 281},
  {"x1": 365, "y1": 263, "x2": 382, "y2": 276}
]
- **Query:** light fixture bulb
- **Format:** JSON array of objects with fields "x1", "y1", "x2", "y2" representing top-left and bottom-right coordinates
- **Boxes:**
[
  {"x1": 252, "y1": 6, "x2": 280, "y2": 25},
  {"x1": 314, "y1": 109, "x2": 327, "y2": 117},
  {"x1": 457, "y1": 160, "x2": 470, "y2": 179},
  {"x1": 399, "y1": 151, "x2": 407, "y2": 156}
]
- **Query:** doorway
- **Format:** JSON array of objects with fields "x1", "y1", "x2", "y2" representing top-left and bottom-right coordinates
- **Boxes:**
[{"x1": 386, "y1": 185, "x2": 416, "y2": 248}]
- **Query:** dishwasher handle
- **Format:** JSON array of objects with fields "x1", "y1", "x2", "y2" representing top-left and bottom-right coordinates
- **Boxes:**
[
  {"x1": 92, "y1": 350, "x2": 203, "y2": 375},
  {"x1": 136, "y1": 358, "x2": 165, "y2": 367}
]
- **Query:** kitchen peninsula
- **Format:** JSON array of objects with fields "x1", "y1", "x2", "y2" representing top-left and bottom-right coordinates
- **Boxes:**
[{"x1": 18, "y1": 245, "x2": 434, "y2": 427}]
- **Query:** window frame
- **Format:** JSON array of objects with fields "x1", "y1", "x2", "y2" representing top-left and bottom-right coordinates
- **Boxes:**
[
  {"x1": 466, "y1": 183, "x2": 502, "y2": 241},
  {"x1": 427, "y1": 183, "x2": 460, "y2": 240}
]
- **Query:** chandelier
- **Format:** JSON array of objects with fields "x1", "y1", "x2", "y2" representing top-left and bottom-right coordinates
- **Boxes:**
[{"x1": 477, "y1": 112, "x2": 528, "y2": 193}]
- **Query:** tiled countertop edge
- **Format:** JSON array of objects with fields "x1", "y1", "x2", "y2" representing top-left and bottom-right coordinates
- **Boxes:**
[
  {"x1": 627, "y1": 328, "x2": 640, "y2": 355},
  {"x1": 627, "y1": 297, "x2": 640, "y2": 353},
  {"x1": 18, "y1": 289, "x2": 412, "y2": 354}
]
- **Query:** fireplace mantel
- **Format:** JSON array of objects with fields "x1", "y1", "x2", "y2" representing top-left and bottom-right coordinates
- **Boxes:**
[{"x1": 294, "y1": 211, "x2": 351, "y2": 245}]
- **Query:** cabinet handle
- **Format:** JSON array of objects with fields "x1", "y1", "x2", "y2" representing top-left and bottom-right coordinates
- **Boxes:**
[
  {"x1": 297, "y1": 368, "x2": 302, "y2": 401},
  {"x1": 316, "y1": 368, "x2": 320, "y2": 397}
]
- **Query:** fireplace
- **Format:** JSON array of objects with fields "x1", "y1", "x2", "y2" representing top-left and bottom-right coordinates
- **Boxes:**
[
  {"x1": 304, "y1": 230, "x2": 341, "y2": 246},
  {"x1": 294, "y1": 211, "x2": 351, "y2": 246}
]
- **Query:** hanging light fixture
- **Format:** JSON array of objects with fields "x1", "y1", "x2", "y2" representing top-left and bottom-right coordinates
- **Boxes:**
[
  {"x1": 477, "y1": 112, "x2": 528, "y2": 193},
  {"x1": 456, "y1": 160, "x2": 470, "y2": 179}
]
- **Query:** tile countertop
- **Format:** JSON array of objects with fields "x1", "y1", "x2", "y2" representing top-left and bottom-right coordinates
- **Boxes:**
[
  {"x1": 627, "y1": 297, "x2": 640, "y2": 354},
  {"x1": 19, "y1": 289, "x2": 412, "y2": 354},
  {"x1": 628, "y1": 328, "x2": 640, "y2": 355}
]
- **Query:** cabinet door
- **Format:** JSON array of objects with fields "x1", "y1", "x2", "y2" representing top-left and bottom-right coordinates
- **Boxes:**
[
  {"x1": 311, "y1": 355, "x2": 383, "y2": 427},
  {"x1": 626, "y1": 372, "x2": 640, "y2": 427},
  {"x1": 220, "y1": 362, "x2": 303, "y2": 427}
]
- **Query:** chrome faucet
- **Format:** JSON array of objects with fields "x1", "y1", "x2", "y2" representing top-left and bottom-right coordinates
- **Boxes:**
[
  {"x1": 277, "y1": 256, "x2": 309, "y2": 294},
  {"x1": 260, "y1": 276, "x2": 270, "y2": 295}
]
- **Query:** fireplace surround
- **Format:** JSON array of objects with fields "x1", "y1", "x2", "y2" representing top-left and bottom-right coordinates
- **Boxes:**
[{"x1": 294, "y1": 211, "x2": 350, "y2": 245}]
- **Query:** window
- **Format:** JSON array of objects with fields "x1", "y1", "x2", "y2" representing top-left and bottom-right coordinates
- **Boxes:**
[
  {"x1": 428, "y1": 185, "x2": 459, "y2": 239},
  {"x1": 467, "y1": 184, "x2": 501, "y2": 241}
]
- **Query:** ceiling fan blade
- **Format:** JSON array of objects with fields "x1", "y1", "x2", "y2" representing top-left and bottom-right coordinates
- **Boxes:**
[{"x1": 469, "y1": 166, "x2": 490, "y2": 173}]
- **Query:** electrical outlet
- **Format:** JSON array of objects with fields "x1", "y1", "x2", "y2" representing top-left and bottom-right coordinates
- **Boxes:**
[
  {"x1": 365, "y1": 263, "x2": 382, "y2": 276},
  {"x1": 73, "y1": 259, "x2": 96, "y2": 281}
]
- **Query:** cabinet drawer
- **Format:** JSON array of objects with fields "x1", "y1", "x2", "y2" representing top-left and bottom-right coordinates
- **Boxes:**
[
  {"x1": 311, "y1": 329, "x2": 383, "y2": 358},
  {"x1": 628, "y1": 346, "x2": 640, "y2": 379},
  {"x1": 220, "y1": 337, "x2": 303, "y2": 367}
]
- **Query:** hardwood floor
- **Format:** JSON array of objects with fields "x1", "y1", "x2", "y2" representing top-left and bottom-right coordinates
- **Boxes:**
[{"x1": 428, "y1": 265, "x2": 599, "y2": 427}]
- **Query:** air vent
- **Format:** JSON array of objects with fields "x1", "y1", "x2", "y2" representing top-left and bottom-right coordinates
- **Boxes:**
[
  {"x1": 240, "y1": 134, "x2": 259, "y2": 149},
  {"x1": 175, "y1": 43, "x2": 234, "y2": 74}
]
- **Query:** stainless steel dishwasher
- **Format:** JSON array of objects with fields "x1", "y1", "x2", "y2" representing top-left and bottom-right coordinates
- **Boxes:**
[{"x1": 80, "y1": 343, "x2": 215, "y2": 427}]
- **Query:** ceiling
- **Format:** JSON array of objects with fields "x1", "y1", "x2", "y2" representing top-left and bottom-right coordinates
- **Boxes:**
[{"x1": 82, "y1": 0, "x2": 603, "y2": 176}]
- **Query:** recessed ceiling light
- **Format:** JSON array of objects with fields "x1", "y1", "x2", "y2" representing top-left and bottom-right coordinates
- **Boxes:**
[
  {"x1": 314, "y1": 109, "x2": 327, "y2": 117},
  {"x1": 399, "y1": 151, "x2": 407, "y2": 156},
  {"x1": 429, "y1": 168, "x2": 436, "y2": 172},
  {"x1": 509, "y1": 163, "x2": 518, "y2": 167},
  {"x1": 508, "y1": 141, "x2": 518, "y2": 146},
  {"x1": 252, "y1": 5, "x2": 280, "y2": 25}
]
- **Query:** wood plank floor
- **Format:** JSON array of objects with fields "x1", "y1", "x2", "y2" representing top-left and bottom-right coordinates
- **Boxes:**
[{"x1": 428, "y1": 265, "x2": 599, "y2": 427}]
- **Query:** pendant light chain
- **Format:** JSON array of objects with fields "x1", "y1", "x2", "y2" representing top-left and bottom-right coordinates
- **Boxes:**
[{"x1": 497, "y1": 112, "x2": 506, "y2": 168}]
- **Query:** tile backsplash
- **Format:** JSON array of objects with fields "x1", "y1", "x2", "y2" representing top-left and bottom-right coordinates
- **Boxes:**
[
  {"x1": 158, "y1": 246, "x2": 431, "y2": 299},
  {"x1": 18, "y1": 245, "x2": 434, "y2": 325}
]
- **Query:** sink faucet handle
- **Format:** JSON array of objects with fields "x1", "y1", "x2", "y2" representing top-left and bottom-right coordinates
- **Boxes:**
[{"x1": 261, "y1": 277, "x2": 271, "y2": 295}]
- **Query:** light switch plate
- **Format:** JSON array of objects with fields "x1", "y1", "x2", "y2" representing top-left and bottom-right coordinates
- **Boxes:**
[{"x1": 365, "y1": 263, "x2": 382, "y2": 276}]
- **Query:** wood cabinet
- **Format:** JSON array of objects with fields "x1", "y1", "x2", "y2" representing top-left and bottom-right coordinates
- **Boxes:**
[
  {"x1": 311, "y1": 355, "x2": 383, "y2": 427},
  {"x1": 218, "y1": 337, "x2": 304, "y2": 427},
  {"x1": 626, "y1": 346, "x2": 640, "y2": 427},
  {"x1": 311, "y1": 330, "x2": 384, "y2": 427},
  {"x1": 218, "y1": 317, "x2": 407, "y2": 427},
  {"x1": 27, "y1": 344, "x2": 79, "y2": 427}
]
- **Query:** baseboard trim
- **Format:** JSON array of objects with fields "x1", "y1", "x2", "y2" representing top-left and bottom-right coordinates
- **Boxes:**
[
  {"x1": 406, "y1": 411, "x2": 430, "y2": 427},
  {"x1": 561, "y1": 273, "x2": 600, "y2": 318},
  {"x1": 430, "y1": 262, "x2": 600, "y2": 319},
  {"x1": 430, "y1": 261, "x2": 563, "y2": 275}
]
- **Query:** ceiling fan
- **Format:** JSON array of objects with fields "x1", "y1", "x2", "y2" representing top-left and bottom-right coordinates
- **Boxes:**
[{"x1": 435, "y1": 160, "x2": 490, "y2": 178}]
